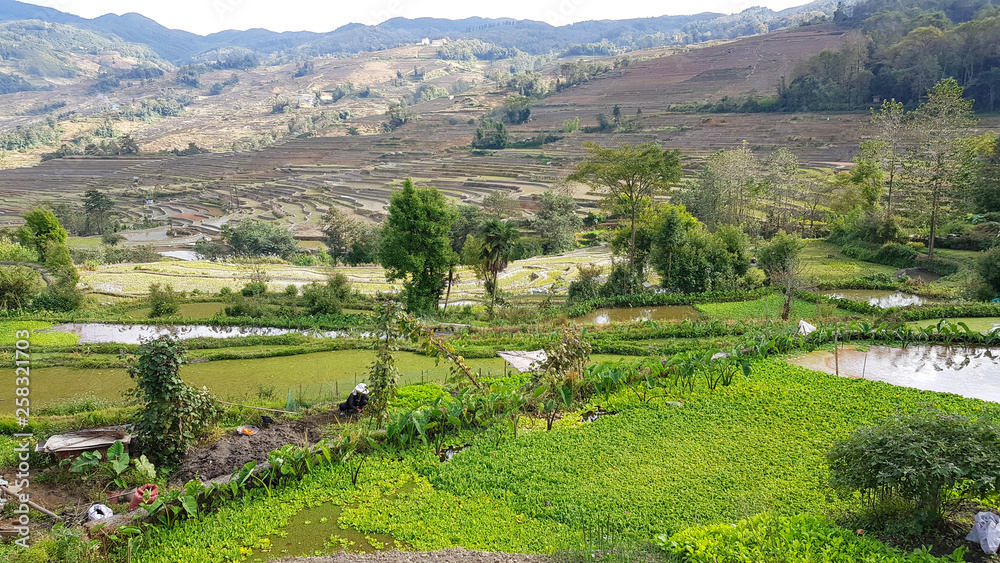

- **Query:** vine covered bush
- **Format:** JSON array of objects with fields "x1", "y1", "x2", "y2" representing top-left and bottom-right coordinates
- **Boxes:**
[{"x1": 128, "y1": 335, "x2": 222, "y2": 466}]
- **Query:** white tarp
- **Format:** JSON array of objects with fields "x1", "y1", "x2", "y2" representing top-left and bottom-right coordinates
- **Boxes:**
[
  {"x1": 798, "y1": 320, "x2": 817, "y2": 336},
  {"x1": 36, "y1": 425, "x2": 133, "y2": 454},
  {"x1": 497, "y1": 350, "x2": 547, "y2": 373},
  {"x1": 967, "y1": 512, "x2": 1000, "y2": 554}
]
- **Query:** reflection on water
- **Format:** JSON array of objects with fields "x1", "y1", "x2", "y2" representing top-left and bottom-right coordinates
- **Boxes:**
[
  {"x1": 575, "y1": 306, "x2": 700, "y2": 325},
  {"x1": 39, "y1": 323, "x2": 357, "y2": 345},
  {"x1": 821, "y1": 290, "x2": 929, "y2": 308},
  {"x1": 159, "y1": 250, "x2": 201, "y2": 261},
  {"x1": 790, "y1": 345, "x2": 1000, "y2": 402},
  {"x1": 122, "y1": 228, "x2": 168, "y2": 242}
]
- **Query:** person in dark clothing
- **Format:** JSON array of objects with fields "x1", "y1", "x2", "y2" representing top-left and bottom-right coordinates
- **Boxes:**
[{"x1": 339, "y1": 383, "x2": 369, "y2": 414}]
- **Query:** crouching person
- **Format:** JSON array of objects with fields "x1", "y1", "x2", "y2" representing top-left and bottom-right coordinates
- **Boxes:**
[{"x1": 339, "y1": 383, "x2": 369, "y2": 414}]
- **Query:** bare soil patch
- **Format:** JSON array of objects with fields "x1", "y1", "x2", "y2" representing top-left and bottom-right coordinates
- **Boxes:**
[{"x1": 171, "y1": 407, "x2": 357, "y2": 484}]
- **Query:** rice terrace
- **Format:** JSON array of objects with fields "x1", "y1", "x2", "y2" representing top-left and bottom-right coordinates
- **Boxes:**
[{"x1": 3, "y1": 0, "x2": 1000, "y2": 561}]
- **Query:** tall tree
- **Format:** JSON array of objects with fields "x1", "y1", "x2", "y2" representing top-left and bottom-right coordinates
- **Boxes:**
[
  {"x1": 379, "y1": 178, "x2": 457, "y2": 313},
  {"x1": 482, "y1": 190, "x2": 521, "y2": 219},
  {"x1": 16, "y1": 208, "x2": 67, "y2": 263},
  {"x1": 680, "y1": 142, "x2": 761, "y2": 231},
  {"x1": 569, "y1": 141, "x2": 681, "y2": 267},
  {"x1": 908, "y1": 78, "x2": 977, "y2": 256},
  {"x1": 534, "y1": 190, "x2": 582, "y2": 254},
  {"x1": 82, "y1": 189, "x2": 114, "y2": 235},
  {"x1": 757, "y1": 231, "x2": 805, "y2": 321},
  {"x1": 479, "y1": 219, "x2": 519, "y2": 316},
  {"x1": 866, "y1": 99, "x2": 905, "y2": 214}
]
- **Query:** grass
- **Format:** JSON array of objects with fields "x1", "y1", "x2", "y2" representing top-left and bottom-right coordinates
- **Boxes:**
[
  {"x1": 799, "y1": 240, "x2": 897, "y2": 284},
  {"x1": 694, "y1": 294, "x2": 849, "y2": 320},
  {"x1": 121, "y1": 358, "x2": 991, "y2": 562},
  {"x1": 0, "y1": 320, "x2": 80, "y2": 346},
  {"x1": 432, "y1": 359, "x2": 998, "y2": 543}
]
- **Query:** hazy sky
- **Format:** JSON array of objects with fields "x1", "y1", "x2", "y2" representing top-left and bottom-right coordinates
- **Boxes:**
[{"x1": 22, "y1": 0, "x2": 811, "y2": 35}]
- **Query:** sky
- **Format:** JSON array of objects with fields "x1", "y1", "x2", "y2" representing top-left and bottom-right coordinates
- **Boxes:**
[{"x1": 22, "y1": 0, "x2": 812, "y2": 35}]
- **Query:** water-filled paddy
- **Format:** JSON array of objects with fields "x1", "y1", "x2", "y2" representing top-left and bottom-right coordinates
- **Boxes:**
[
  {"x1": 820, "y1": 290, "x2": 932, "y2": 308},
  {"x1": 3, "y1": 352, "x2": 628, "y2": 414},
  {"x1": 574, "y1": 305, "x2": 700, "y2": 325},
  {"x1": 38, "y1": 323, "x2": 357, "y2": 344},
  {"x1": 123, "y1": 302, "x2": 228, "y2": 319},
  {"x1": 789, "y1": 345, "x2": 1000, "y2": 402}
]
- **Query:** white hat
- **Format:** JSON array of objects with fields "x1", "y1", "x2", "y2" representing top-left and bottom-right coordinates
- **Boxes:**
[{"x1": 354, "y1": 383, "x2": 368, "y2": 394}]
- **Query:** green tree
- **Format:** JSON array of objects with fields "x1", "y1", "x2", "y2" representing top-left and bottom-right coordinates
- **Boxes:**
[
  {"x1": 222, "y1": 220, "x2": 299, "y2": 258},
  {"x1": 473, "y1": 118, "x2": 508, "y2": 149},
  {"x1": 908, "y1": 78, "x2": 977, "y2": 256},
  {"x1": 499, "y1": 95, "x2": 532, "y2": 124},
  {"x1": 569, "y1": 141, "x2": 682, "y2": 267},
  {"x1": 972, "y1": 135, "x2": 1000, "y2": 212},
  {"x1": 680, "y1": 142, "x2": 761, "y2": 231},
  {"x1": 379, "y1": 178, "x2": 457, "y2": 313},
  {"x1": 0, "y1": 265, "x2": 44, "y2": 309},
  {"x1": 82, "y1": 189, "x2": 114, "y2": 235},
  {"x1": 482, "y1": 190, "x2": 521, "y2": 219},
  {"x1": 16, "y1": 208, "x2": 67, "y2": 262},
  {"x1": 302, "y1": 273, "x2": 351, "y2": 315},
  {"x1": 534, "y1": 190, "x2": 582, "y2": 253},
  {"x1": 147, "y1": 283, "x2": 180, "y2": 318},
  {"x1": 385, "y1": 100, "x2": 412, "y2": 130},
  {"x1": 757, "y1": 231, "x2": 805, "y2": 321},
  {"x1": 479, "y1": 219, "x2": 519, "y2": 316}
]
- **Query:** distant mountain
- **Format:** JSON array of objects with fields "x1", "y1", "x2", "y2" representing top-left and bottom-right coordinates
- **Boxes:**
[
  {"x1": 0, "y1": 0, "x2": 847, "y2": 65},
  {"x1": 0, "y1": 19, "x2": 169, "y2": 79}
]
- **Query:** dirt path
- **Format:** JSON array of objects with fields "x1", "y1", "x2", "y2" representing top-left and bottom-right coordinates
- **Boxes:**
[
  {"x1": 171, "y1": 408, "x2": 356, "y2": 484},
  {"x1": 276, "y1": 549, "x2": 548, "y2": 563}
]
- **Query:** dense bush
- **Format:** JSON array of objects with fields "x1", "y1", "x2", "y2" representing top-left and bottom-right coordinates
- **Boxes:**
[
  {"x1": 658, "y1": 514, "x2": 960, "y2": 562},
  {"x1": 873, "y1": 243, "x2": 918, "y2": 268},
  {"x1": 600, "y1": 262, "x2": 643, "y2": 298},
  {"x1": 128, "y1": 336, "x2": 222, "y2": 466},
  {"x1": 148, "y1": 283, "x2": 180, "y2": 318},
  {"x1": 977, "y1": 246, "x2": 1000, "y2": 297},
  {"x1": 301, "y1": 274, "x2": 351, "y2": 315},
  {"x1": 828, "y1": 410, "x2": 1000, "y2": 525}
]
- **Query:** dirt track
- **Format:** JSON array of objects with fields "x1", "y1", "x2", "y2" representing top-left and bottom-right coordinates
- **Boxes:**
[{"x1": 276, "y1": 549, "x2": 548, "y2": 563}]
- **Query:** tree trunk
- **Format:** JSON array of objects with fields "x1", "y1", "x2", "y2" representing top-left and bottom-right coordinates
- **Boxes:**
[
  {"x1": 442, "y1": 267, "x2": 454, "y2": 314},
  {"x1": 629, "y1": 206, "x2": 637, "y2": 268},
  {"x1": 928, "y1": 183, "x2": 938, "y2": 257},
  {"x1": 782, "y1": 291, "x2": 792, "y2": 321}
]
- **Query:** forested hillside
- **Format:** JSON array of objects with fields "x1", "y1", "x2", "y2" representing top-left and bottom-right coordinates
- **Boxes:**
[{"x1": 775, "y1": 0, "x2": 1000, "y2": 111}]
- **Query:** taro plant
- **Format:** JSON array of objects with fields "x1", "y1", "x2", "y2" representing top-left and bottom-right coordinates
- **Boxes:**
[{"x1": 63, "y1": 440, "x2": 154, "y2": 491}]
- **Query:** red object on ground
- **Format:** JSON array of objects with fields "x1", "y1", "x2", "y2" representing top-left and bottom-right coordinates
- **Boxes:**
[{"x1": 129, "y1": 484, "x2": 158, "y2": 511}]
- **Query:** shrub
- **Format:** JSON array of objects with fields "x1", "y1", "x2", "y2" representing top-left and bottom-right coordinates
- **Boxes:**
[
  {"x1": 828, "y1": 410, "x2": 1000, "y2": 526},
  {"x1": 657, "y1": 513, "x2": 963, "y2": 562},
  {"x1": 873, "y1": 243, "x2": 917, "y2": 268},
  {"x1": 241, "y1": 281, "x2": 268, "y2": 297},
  {"x1": 600, "y1": 262, "x2": 643, "y2": 298},
  {"x1": 128, "y1": 336, "x2": 222, "y2": 466},
  {"x1": 977, "y1": 246, "x2": 1000, "y2": 298},
  {"x1": 301, "y1": 273, "x2": 351, "y2": 315},
  {"x1": 567, "y1": 263, "x2": 603, "y2": 303},
  {"x1": 148, "y1": 283, "x2": 180, "y2": 318},
  {"x1": 0, "y1": 265, "x2": 44, "y2": 309}
]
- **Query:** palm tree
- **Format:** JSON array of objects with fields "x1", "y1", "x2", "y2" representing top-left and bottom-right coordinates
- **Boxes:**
[{"x1": 479, "y1": 219, "x2": 520, "y2": 317}]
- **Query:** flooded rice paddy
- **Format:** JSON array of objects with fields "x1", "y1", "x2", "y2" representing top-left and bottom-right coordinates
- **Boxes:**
[
  {"x1": 819, "y1": 290, "x2": 932, "y2": 308},
  {"x1": 790, "y1": 345, "x2": 1000, "y2": 402},
  {"x1": 37, "y1": 323, "x2": 356, "y2": 344},
  {"x1": 574, "y1": 306, "x2": 701, "y2": 325}
]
